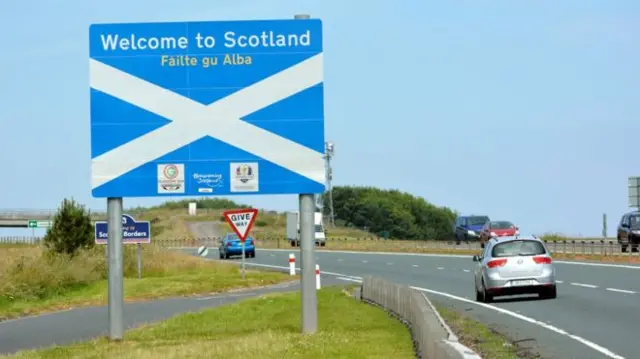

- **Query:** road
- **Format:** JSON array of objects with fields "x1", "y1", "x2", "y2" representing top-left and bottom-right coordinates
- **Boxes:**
[
  {"x1": 0, "y1": 278, "x2": 346, "y2": 355},
  {"x1": 199, "y1": 247, "x2": 640, "y2": 359}
]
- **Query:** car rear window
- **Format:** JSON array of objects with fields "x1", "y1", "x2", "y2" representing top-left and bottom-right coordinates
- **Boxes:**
[
  {"x1": 490, "y1": 221, "x2": 513, "y2": 229},
  {"x1": 492, "y1": 240, "x2": 546, "y2": 258},
  {"x1": 468, "y1": 216, "x2": 489, "y2": 225}
]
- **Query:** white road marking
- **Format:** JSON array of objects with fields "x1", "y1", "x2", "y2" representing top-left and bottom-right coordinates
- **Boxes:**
[
  {"x1": 337, "y1": 258, "x2": 344, "y2": 262},
  {"x1": 412, "y1": 264, "x2": 419, "y2": 268},
  {"x1": 249, "y1": 248, "x2": 640, "y2": 270},
  {"x1": 606, "y1": 288, "x2": 636, "y2": 294},
  {"x1": 362, "y1": 260, "x2": 368, "y2": 263},
  {"x1": 386, "y1": 262, "x2": 393, "y2": 265},
  {"x1": 570, "y1": 283, "x2": 598, "y2": 289},
  {"x1": 205, "y1": 259, "x2": 625, "y2": 359},
  {"x1": 463, "y1": 269, "x2": 470, "y2": 272},
  {"x1": 437, "y1": 267, "x2": 444, "y2": 270}
]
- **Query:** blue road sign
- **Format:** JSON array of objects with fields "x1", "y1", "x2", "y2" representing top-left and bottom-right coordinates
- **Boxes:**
[
  {"x1": 89, "y1": 19, "x2": 326, "y2": 198},
  {"x1": 95, "y1": 214, "x2": 151, "y2": 244}
]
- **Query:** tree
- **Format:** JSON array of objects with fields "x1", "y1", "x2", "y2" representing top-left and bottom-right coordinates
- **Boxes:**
[
  {"x1": 323, "y1": 185, "x2": 457, "y2": 240},
  {"x1": 43, "y1": 198, "x2": 95, "y2": 256}
]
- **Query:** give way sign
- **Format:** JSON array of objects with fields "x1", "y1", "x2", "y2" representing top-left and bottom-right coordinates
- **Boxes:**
[{"x1": 223, "y1": 208, "x2": 259, "y2": 242}]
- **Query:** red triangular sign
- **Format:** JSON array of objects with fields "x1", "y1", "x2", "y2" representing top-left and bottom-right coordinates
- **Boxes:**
[{"x1": 223, "y1": 208, "x2": 259, "y2": 242}]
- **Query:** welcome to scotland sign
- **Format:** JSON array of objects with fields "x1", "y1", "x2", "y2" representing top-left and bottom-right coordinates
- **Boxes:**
[{"x1": 89, "y1": 19, "x2": 326, "y2": 198}]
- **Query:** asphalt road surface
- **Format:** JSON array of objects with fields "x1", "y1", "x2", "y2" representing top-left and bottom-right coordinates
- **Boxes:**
[
  {"x1": 201, "y1": 247, "x2": 640, "y2": 359},
  {"x1": 0, "y1": 278, "x2": 346, "y2": 355}
]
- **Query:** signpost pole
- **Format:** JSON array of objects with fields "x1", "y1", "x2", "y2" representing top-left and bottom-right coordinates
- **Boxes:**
[
  {"x1": 241, "y1": 242, "x2": 246, "y2": 279},
  {"x1": 107, "y1": 197, "x2": 124, "y2": 340},
  {"x1": 136, "y1": 243, "x2": 142, "y2": 279},
  {"x1": 294, "y1": 13, "x2": 318, "y2": 335}
]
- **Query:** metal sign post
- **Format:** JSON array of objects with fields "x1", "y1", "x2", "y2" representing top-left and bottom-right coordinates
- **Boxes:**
[
  {"x1": 107, "y1": 197, "x2": 124, "y2": 340},
  {"x1": 241, "y1": 241, "x2": 246, "y2": 279},
  {"x1": 296, "y1": 13, "x2": 318, "y2": 335}
]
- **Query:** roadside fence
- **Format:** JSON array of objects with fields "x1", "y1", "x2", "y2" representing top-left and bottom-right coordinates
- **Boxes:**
[
  {"x1": 2, "y1": 235, "x2": 639, "y2": 257},
  {"x1": 360, "y1": 276, "x2": 481, "y2": 359}
]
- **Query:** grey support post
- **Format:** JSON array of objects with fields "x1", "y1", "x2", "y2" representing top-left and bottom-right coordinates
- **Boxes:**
[
  {"x1": 107, "y1": 197, "x2": 124, "y2": 340},
  {"x1": 295, "y1": 14, "x2": 318, "y2": 335}
]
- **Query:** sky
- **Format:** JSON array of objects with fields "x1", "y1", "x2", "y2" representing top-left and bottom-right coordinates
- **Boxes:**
[{"x1": 1, "y1": 0, "x2": 639, "y2": 237}]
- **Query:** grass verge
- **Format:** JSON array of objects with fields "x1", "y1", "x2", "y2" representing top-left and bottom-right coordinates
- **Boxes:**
[
  {"x1": 435, "y1": 304, "x2": 527, "y2": 359},
  {"x1": 5, "y1": 286, "x2": 415, "y2": 359},
  {"x1": 0, "y1": 245, "x2": 291, "y2": 320}
]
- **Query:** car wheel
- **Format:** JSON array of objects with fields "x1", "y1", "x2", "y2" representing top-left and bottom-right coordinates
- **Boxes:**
[
  {"x1": 321, "y1": 242, "x2": 326, "y2": 247},
  {"x1": 219, "y1": 252, "x2": 223, "y2": 259},
  {"x1": 540, "y1": 285, "x2": 557, "y2": 300},
  {"x1": 475, "y1": 282, "x2": 483, "y2": 302},
  {"x1": 481, "y1": 280, "x2": 493, "y2": 303},
  {"x1": 621, "y1": 245, "x2": 628, "y2": 253},
  {"x1": 250, "y1": 251, "x2": 255, "y2": 258},
  {"x1": 225, "y1": 253, "x2": 229, "y2": 259}
]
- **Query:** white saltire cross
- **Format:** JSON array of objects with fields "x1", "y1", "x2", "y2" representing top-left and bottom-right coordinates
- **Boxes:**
[{"x1": 89, "y1": 53, "x2": 325, "y2": 190}]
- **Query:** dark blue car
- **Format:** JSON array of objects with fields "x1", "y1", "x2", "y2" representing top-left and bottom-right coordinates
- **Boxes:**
[
  {"x1": 218, "y1": 233, "x2": 256, "y2": 259},
  {"x1": 454, "y1": 215, "x2": 490, "y2": 242}
]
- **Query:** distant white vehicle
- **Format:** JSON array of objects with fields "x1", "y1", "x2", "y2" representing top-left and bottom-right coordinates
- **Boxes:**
[{"x1": 286, "y1": 211, "x2": 327, "y2": 247}]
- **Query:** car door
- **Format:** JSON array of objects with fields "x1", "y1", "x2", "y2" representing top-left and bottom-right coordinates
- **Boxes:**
[
  {"x1": 219, "y1": 238, "x2": 226, "y2": 255},
  {"x1": 618, "y1": 214, "x2": 629, "y2": 242},
  {"x1": 474, "y1": 244, "x2": 490, "y2": 290}
]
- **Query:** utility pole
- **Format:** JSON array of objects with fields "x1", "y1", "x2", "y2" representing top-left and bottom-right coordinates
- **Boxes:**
[{"x1": 324, "y1": 141, "x2": 335, "y2": 227}]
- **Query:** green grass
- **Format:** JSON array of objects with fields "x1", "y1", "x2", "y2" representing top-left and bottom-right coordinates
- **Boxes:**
[
  {"x1": 0, "y1": 245, "x2": 292, "y2": 320},
  {"x1": 435, "y1": 304, "x2": 525, "y2": 359},
  {"x1": 5, "y1": 286, "x2": 415, "y2": 359}
]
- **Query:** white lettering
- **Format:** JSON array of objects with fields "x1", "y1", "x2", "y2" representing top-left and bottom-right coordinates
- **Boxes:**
[
  {"x1": 223, "y1": 30, "x2": 312, "y2": 49},
  {"x1": 99, "y1": 34, "x2": 189, "y2": 51}
]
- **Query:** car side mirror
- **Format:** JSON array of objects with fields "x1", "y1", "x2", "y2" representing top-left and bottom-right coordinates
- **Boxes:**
[
  {"x1": 622, "y1": 223, "x2": 629, "y2": 228},
  {"x1": 472, "y1": 255, "x2": 479, "y2": 262}
]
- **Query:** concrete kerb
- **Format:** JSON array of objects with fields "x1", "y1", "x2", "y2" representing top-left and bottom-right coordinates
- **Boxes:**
[{"x1": 361, "y1": 276, "x2": 481, "y2": 359}]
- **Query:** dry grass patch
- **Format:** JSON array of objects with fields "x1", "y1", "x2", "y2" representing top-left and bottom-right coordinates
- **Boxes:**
[
  {"x1": 5, "y1": 287, "x2": 415, "y2": 359},
  {"x1": 0, "y1": 245, "x2": 291, "y2": 320}
]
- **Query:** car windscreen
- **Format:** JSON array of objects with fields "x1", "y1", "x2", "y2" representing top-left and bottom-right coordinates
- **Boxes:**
[
  {"x1": 491, "y1": 240, "x2": 546, "y2": 258},
  {"x1": 490, "y1": 221, "x2": 513, "y2": 229},
  {"x1": 630, "y1": 215, "x2": 640, "y2": 228},
  {"x1": 467, "y1": 216, "x2": 489, "y2": 225},
  {"x1": 315, "y1": 224, "x2": 324, "y2": 232}
]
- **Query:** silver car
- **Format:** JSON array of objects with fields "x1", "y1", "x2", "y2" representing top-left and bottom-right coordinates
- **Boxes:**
[{"x1": 473, "y1": 235, "x2": 557, "y2": 302}]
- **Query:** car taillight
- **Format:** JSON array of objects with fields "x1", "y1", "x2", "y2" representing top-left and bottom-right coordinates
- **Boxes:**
[
  {"x1": 532, "y1": 256, "x2": 552, "y2": 264},
  {"x1": 487, "y1": 258, "x2": 507, "y2": 268},
  {"x1": 227, "y1": 242, "x2": 232, "y2": 247}
]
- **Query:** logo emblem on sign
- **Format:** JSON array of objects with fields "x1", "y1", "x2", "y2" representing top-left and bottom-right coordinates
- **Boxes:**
[
  {"x1": 235, "y1": 164, "x2": 254, "y2": 183},
  {"x1": 517, "y1": 259, "x2": 523, "y2": 264},
  {"x1": 157, "y1": 163, "x2": 185, "y2": 193}
]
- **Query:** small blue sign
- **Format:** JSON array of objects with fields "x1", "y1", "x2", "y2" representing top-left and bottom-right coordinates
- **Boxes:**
[
  {"x1": 89, "y1": 19, "x2": 326, "y2": 198},
  {"x1": 94, "y1": 214, "x2": 151, "y2": 244}
]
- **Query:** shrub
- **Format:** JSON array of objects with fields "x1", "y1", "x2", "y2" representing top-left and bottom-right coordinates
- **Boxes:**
[{"x1": 43, "y1": 198, "x2": 95, "y2": 257}]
